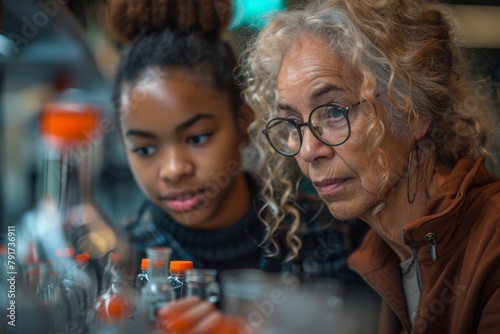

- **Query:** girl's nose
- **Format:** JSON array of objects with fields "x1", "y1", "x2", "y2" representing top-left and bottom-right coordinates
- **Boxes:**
[{"x1": 158, "y1": 147, "x2": 194, "y2": 183}]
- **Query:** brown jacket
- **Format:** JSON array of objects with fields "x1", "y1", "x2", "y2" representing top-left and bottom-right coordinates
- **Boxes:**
[{"x1": 348, "y1": 157, "x2": 500, "y2": 334}]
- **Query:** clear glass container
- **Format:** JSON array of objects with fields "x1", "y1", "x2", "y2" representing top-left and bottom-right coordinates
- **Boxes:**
[
  {"x1": 15, "y1": 101, "x2": 111, "y2": 333},
  {"x1": 185, "y1": 268, "x2": 220, "y2": 303},
  {"x1": 168, "y1": 260, "x2": 193, "y2": 299},
  {"x1": 137, "y1": 247, "x2": 175, "y2": 332},
  {"x1": 39, "y1": 103, "x2": 122, "y2": 259},
  {"x1": 94, "y1": 275, "x2": 136, "y2": 322},
  {"x1": 135, "y1": 258, "x2": 150, "y2": 293}
]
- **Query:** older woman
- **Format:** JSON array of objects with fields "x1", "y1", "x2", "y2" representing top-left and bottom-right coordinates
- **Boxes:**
[
  {"x1": 241, "y1": 0, "x2": 500, "y2": 333},
  {"x1": 159, "y1": 0, "x2": 500, "y2": 333}
]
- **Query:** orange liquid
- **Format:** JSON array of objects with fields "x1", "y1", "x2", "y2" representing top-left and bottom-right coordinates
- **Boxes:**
[{"x1": 95, "y1": 292, "x2": 134, "y2": 323}]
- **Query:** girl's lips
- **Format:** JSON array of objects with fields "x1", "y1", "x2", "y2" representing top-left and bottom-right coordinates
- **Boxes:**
[{"x1": 160, "y1": 190, "x2": 205, "y2": 212}]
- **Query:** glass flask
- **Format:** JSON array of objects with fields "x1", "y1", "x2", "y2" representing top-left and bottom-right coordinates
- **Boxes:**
[
  {"x1": 136, "y1": 247, "x2": 175, "y2": 332},
  {"x1": 185, "y1": 268, "x2": 220, "y2": 303},
  {"x1": 135, "y1": 258, "x2": 150, "y2": 293},
  {"x1": 15, "y1": 101, "x2": 129, "y2": 333},
  {"x1": 168, "y1": 260, "x2": 193, "y2": 299}
]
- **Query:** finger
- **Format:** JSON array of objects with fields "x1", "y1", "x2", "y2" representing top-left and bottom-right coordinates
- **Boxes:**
[
  {"x1": 158, "y1": 296, "x2": 202, "y2": 320},
  {"x1": 163, "y1": 299, "x2": 216, "y2": 332},
  {"x1": 185, "y1": 310, "x2": 225, "y2": 334}
]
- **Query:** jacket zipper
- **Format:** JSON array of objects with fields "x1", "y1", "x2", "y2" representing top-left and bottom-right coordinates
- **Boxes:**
[
  {"x1": 425, "y1": 232, "x2": 438, "y2": 261},
  {"x1": 410, "y1": 233, "x2": 438, "y2": 333},
  {"x1": 410, "y1": 247, "x2": 423, "y2": 334}
]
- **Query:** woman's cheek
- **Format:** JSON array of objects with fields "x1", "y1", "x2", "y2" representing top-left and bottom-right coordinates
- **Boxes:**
[{"x1": 295, "y1": 158, "x2": 310, "y2": 179}]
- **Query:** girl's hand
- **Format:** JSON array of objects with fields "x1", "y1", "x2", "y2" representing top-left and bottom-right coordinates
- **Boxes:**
[{"x1": 157, "y1": 296, "x2": 252, "y2": 334}]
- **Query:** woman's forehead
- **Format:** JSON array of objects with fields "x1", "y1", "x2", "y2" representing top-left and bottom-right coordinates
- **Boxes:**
[{"x1": 278, "y1": 39, "x2": 359, "y2": 105}]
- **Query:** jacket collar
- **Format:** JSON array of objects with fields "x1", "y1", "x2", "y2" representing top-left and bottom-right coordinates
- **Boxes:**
[{"x1": 403, "y1": 157, "x2": 499, "y2": 262}]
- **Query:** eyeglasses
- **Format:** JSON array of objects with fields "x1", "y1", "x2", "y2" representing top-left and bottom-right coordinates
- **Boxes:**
[{"x1": 262, "y1": 99, "x2": 366, "y2": 157}]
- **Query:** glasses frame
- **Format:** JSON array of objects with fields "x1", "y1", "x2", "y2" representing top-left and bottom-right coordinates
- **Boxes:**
[{"x1": 262, "y1": 99, "x2": 366, "y2": 157}]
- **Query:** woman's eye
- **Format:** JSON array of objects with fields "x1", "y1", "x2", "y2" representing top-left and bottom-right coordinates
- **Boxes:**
[
  {"x1": 287, "y1": 117, "x2": 302, "y2": 125},
  {"x1": 286, "y1": 121, "x2": 297, "y2": 131},
  {"x1": 132, "y1": 146, "x2": 157, "y2": 156},
  {"x1": 327, "y1": 106, "x2": 344, "y2": 119},
  {"x1": 187, "y1": 133, "x2": 211, "y2": 145},
  {"x1": 314, "y1": 105, "x2": 348, "y2": 129}
]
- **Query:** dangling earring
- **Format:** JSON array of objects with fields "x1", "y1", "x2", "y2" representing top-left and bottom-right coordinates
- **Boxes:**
[{"x1": 407, "y1": 140, "x2": 419, "y2": 204}]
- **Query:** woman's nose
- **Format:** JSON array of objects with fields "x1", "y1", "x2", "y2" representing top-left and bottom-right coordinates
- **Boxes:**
[
  {"x1": 158, "y1": 148, "x2": 194, "y2": 183},
  {"x1": 297, "y1": 127, "x2": 333, "y2": 163}
]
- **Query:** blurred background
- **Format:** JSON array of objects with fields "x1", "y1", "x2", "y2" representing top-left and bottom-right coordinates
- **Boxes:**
[{"x1": 1, "y1": 0, "x2": 499, "y2": 234}]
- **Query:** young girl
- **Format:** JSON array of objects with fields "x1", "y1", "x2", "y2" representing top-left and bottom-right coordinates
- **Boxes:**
[{"x1": 107, "y1": 0, "x2": 367, "y2": 281}]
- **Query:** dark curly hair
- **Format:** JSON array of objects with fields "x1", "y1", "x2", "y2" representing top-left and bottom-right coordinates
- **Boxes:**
[{"x1": 107, "y1": 0, "x2": 241, "y2": 114}]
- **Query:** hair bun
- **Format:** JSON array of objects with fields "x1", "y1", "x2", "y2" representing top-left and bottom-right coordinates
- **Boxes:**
[{"x1": 107, "y1": 0, "x2": 233, "y2": 43}]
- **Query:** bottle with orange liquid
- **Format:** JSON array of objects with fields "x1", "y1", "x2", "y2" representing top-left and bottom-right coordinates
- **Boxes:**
[
  {"x1": 93, "y1": 252, "x2": 137, "y2": 332},
  {"x1": 94, "y1": 269, "x2": 135, "y2": 323}
]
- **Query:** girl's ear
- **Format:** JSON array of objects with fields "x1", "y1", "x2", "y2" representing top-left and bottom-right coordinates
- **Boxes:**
[{"x1": 237, "y1": 103, "x2": 254, "y2": 134}]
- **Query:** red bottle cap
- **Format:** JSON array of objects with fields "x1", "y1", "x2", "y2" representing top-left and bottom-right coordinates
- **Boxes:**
[
  {"x1": 75, "y1": 252, "x2": 91, "y2": 263},
  {"x1": 140, "y1": 258, "x2": 149, "y2": 270},
  {"x1": 169, "y1": 260, "x2": 194, "y2": 272},
  {"x1": 40, "y1": 102, "x2": 101, "y2": 145}
]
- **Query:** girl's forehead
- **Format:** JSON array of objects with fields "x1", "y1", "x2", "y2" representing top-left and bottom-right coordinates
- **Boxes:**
[
  {"x1": 120, "y1": 76, "x2": 234, "y2": 127},
  {"x1": 122, "y1": 72, "x2": 225, "y2": 106}
]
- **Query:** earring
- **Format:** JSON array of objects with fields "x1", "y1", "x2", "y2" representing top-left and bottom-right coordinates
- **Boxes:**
[{"x1": 407, "y1": 140, "x2": 419, "y2": 204}]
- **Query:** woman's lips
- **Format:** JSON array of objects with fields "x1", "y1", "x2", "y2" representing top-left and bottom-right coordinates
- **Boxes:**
[
  {"x1": 313, "y1": 178, "x2": 349, "y2": 196},
  {"x1": 160, "y1": 190, "x2": 205, "y2": 212}
]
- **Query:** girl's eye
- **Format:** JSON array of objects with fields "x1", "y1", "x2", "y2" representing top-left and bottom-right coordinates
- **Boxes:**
[
  {"x1": 187, "y1": 133, "x2": 212, "y2": 145},
  {"x1": 132, "y1": 146, "x2": 157, "y2": 156}
]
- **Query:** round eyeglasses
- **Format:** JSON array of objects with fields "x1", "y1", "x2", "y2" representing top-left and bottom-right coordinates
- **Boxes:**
[{"x1": 262, "y1": 99, "x2": 366, "y2": 157}]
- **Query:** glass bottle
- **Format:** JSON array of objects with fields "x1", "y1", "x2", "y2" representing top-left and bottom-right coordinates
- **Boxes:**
[
  {"x1": 94, "y1": 274, "x2": 136, "y2": 323},
  {"x1": 101, "y1": 252, "x2": 123, "y2": 294},
  {"x1": 137, "y1": 247, "x2": 175, "y2": 332},
  {"x1": 91, "y1": 272, "x2": 138, "y2": 334},
  {"x1": 59, "y1": 248, "x2": 92, "y2": 331},
  {"x1": 15, "y1": 101, "x2": 125, "y2": 334},
  {"x1": 168, "y1": 260, "x2": 193, "y2": 299},
  {"x1": 38, "y1": 263, "x2": 74, "y2": 333},
  {"x1": 185, "y1": 268, "x2": 220, "y2": 303},
  {"x1": 75, "y1": 252, "x2": 99, "y2": 324},
  {"x1": 18, "y1": 101, "x2": 127, "y2": 266},
  {"x1": 136, "y1": 258, "x2": 150, "y2": 293},
  {"x1": 39, "y1": 102, "x2": 124, "y2": 260}
]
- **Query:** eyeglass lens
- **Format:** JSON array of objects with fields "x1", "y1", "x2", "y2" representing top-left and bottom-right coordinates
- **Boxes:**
[{"x1": 266, "y1": 105, "x2": 349, "y2": 156}]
